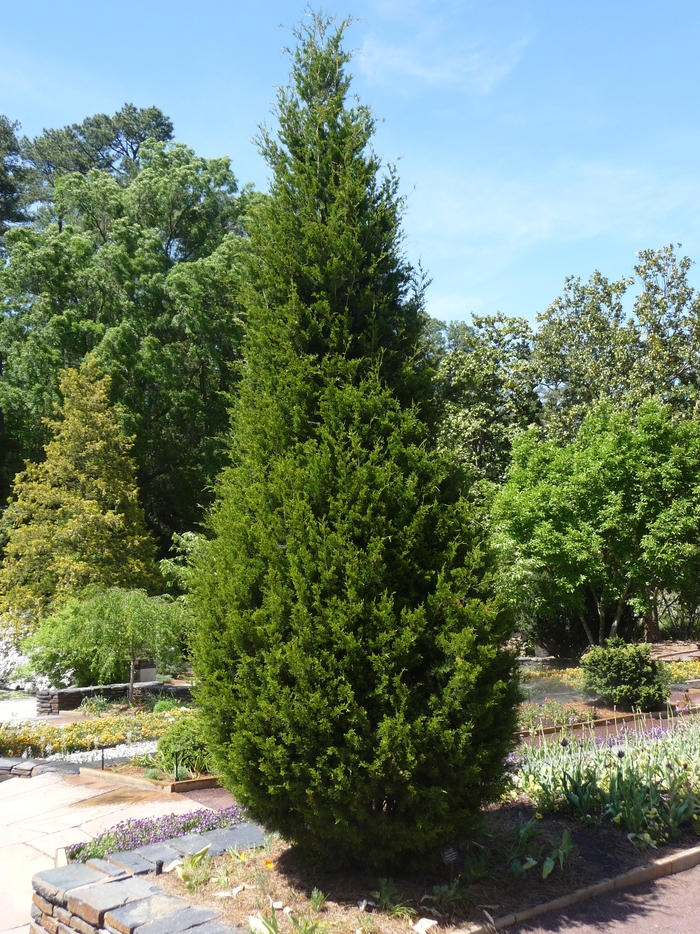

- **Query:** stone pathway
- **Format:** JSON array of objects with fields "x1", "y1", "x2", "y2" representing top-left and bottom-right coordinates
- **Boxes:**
[
  {"x1": 0, "y1": 769, "x2": 211, "y2": 932},
  {"x1": 512, "y1": 863, "x2": 700, "y2": 934}
]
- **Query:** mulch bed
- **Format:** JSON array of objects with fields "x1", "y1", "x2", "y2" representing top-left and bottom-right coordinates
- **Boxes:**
[{"x1": 156, "y1": 799, "x2": 699, "y2": 932}]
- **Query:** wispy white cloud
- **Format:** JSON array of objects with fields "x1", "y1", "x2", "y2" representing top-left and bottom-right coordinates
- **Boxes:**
[
  {"x1": 359, "y1": 33, "x2": 528, "y2": 96},
  {"x1": 399, "y1": 156, "x2": 700, "y2": 319},
  {"x1": 411, "y1": 160, "x2": 700, "y2": 249}
]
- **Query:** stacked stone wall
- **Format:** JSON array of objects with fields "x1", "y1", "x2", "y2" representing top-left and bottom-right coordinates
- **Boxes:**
[
  {"x1": 35, "y1": 682, "x2": 192, "y2": 716},
  {"x1": 30, "y1": 862, "x2": 236, "y2": 934}
]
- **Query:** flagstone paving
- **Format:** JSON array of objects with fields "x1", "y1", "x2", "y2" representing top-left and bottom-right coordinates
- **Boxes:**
[{"x1": 0, "y1": 770, "x2": 202, "y2": 933}]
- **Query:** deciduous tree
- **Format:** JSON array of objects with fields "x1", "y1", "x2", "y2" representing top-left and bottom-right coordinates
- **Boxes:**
[{"x1": 494, "y1": 400, "x2": 700, "y2": 645}]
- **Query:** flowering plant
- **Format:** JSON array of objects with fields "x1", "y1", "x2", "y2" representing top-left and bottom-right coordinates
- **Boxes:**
[
  {"x1": 0, "y1": 708, "x2": 189, "y2": 757},
  {"x1": 66, "y1": 804, "x2": 245, "y2": 861}
]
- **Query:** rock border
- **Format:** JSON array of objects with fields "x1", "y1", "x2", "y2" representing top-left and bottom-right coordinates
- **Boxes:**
[
  {"x1": 454, "y1": 842, "x2": 700, "y2": 933},
  {"x1": 30, "y1": 821, "x2": 264, "y2": 933}
]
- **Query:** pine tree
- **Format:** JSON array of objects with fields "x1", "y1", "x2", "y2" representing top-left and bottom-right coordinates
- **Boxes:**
[
  {"x1": 0, "y1": 357, "x2": 160, "y2": 635},
  {"x1": 191, "y1": 14, "x2": 518, "y2": 869}
]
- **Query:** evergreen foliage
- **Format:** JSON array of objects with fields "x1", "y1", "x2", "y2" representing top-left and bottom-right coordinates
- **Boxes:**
[
  {"x1": 581, "y1": 637, "x2": 670, "y2": 711},
  {"x1": 21, "y1": 103, "x2": 174, "y2": 212},
  {"x1": 0, "y1": 115, "x2": 27, "y2": 235},
  {"x1": 0, "y1": 141, "x2": 249, "y2": 537},
  {"x1": 191, "y1": 14, "x2": 518, "y2": 869},
  {"x1": 0, "y1": 357, "x2": 160, "y2": 635}
]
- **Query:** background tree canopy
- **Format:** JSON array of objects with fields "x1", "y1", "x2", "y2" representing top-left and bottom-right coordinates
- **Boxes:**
[
  {"x1": 0, "y1": 133, "x2": 253, "y2": 543},
  {"x1": 494, "y1": 400, "x2": 700, "y2": 647}
]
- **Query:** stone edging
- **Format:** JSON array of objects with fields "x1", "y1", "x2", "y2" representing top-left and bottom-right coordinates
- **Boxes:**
[
  {"x1": 31, "y1": 820, "x2": 264, "y2": 933},
  {"x1": 36, "y1": 681, "x2": 192, "y2": 715},
  {"x1": 454, "y1": 842, "x2": 700, "y2": 933}
]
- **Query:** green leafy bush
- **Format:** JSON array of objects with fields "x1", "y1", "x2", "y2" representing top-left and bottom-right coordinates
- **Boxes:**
[
  {"x1": 22, "y1": 587, "x2": 187, "y2": 689},
  {"x1": 581, "y1": 638, "x2": 669, "y2": 710},
  {"x1": 157, "y1": 712, "x2": 211, "y2": 776},
  {"x1": 152, "y1": 697, "x2": 185, "y2": 713}
]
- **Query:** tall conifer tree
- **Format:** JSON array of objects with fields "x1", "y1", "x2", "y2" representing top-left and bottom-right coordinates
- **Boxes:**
[
  {"x1": 192, "y1": 14, "x2": 518, "y2": 868},
  {"x1": 0, "y1": 357, "x2": 160, "y2": 635}
]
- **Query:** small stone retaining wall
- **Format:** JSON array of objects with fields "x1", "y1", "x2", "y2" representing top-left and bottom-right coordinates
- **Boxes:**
[
  {"x1": 30, "y1": 821, "x2": 262, "y2": 933},
  {"x1": 36, "y1": 682, "x2": 192, "y2": 716}
]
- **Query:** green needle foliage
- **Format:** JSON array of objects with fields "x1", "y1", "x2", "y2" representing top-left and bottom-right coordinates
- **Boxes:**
[
  {"x1": 0, "y1": 357, "x2": 160, "y2": 636},
  {"x1": 191, "y1": 13, "x2": 518, "y2": 870}
]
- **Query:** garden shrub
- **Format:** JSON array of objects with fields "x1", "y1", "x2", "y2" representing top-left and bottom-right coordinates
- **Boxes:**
[
  {"x1": 152, "y1": 697, "x2": 185, "y2": 713},
  {"x1": 581, "y1": 638, "x2": 669, "y2": 710},
  {"x1": 157, "y1": 712, "x2": 211, "y2": 775}
]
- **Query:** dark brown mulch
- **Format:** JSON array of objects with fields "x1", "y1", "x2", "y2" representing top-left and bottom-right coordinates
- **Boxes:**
[{"x1": 155, "y1": 800, "x2": 699, "y2": 933}]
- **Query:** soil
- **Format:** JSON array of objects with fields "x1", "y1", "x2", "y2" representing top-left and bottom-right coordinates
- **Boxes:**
[
  {"x1": 156, "y1": 800, "x2": 699, "y2": 933},
  {"x1": 107, "y1": 762, "x2": 171, "y2": 781}
]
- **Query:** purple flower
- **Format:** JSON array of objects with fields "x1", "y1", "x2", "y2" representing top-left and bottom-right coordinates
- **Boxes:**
[
  {"x1": 66, "y1": 805, "x2": 246, "y2": 862},
  {"x1": 618, "y1": 750, "x2": 625, "y2": 759},
  {"x1": 560, "y1": 738, "x2": 569, "y2": 747}
]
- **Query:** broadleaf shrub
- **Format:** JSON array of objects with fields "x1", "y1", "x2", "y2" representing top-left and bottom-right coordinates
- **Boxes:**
[{"x1": 581, "y1": 638, "x2": 669, "y2": 710}]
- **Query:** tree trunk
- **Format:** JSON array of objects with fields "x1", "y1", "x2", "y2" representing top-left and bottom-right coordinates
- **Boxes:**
[
  {"x1": 643, "y1": 585, "x2": 661, "y2": 642},
  {"x1": 594, "y1": 593, "x2": 606, "y2": 645},
  {"x1": 579, "y1": 611, "x2": 595, "y2": 646},
  {"x1": 129, "y1": 656, "x2": 135, "y2": 706},
  {"x1": 609, "y1": 580, "x2": 633, "y2": 640}
]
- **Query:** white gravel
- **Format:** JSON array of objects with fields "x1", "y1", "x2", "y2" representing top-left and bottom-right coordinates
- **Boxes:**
[{"x1": 45, "y1": 739, "x2": 158, "y2": 763}]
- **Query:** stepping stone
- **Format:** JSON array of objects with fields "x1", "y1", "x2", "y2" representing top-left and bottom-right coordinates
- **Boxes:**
[
  {"x1": 106, "y1": 850, "x2": 156, "y2": 875},
  {"x1": 210, "y1": 822, "x2": 266, "y2": 852},
  {"x1": 165, "y1": 821, "x2": 265, "y2": 857},
  {"x1": 10, "y1": 759, "x2": 39, "y2": 776},
  {"x1": 0, "y1": 756, "x2": 22, "y2": 773},
  {"x1": 67, "y1": 876, "x2": 162, "y2": 926},
  {"x1": 32, "y1": 864, "x2": 106, "y2": 907},
  {"x1": 164, "y1": 831, "x2": 221, "y2": 856},
  {"x1": 33, "y1": 761, "x2": 81, "y2": 775},
  {"x1": 86, "y1": 857, "x2": 129, "y2": 877}
]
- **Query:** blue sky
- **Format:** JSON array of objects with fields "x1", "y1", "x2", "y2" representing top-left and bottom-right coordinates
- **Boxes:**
[{"x1": 2, "y1": 0, "x2": 700, "y2": 323}]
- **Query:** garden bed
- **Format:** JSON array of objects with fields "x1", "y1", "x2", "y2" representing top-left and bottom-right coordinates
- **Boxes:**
[
  {"x1": 59, "y1": 708, "x2": 700, "y2": 932},
  {"x1": 80, "y1": 761, "x2": 220, "y2": 793},
  {"x1": 0, "y1": 706, "x2": 190, "y2": 757},
  {"x1": 151, "y1": 803, "x2": 699, "y2": 933}
]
